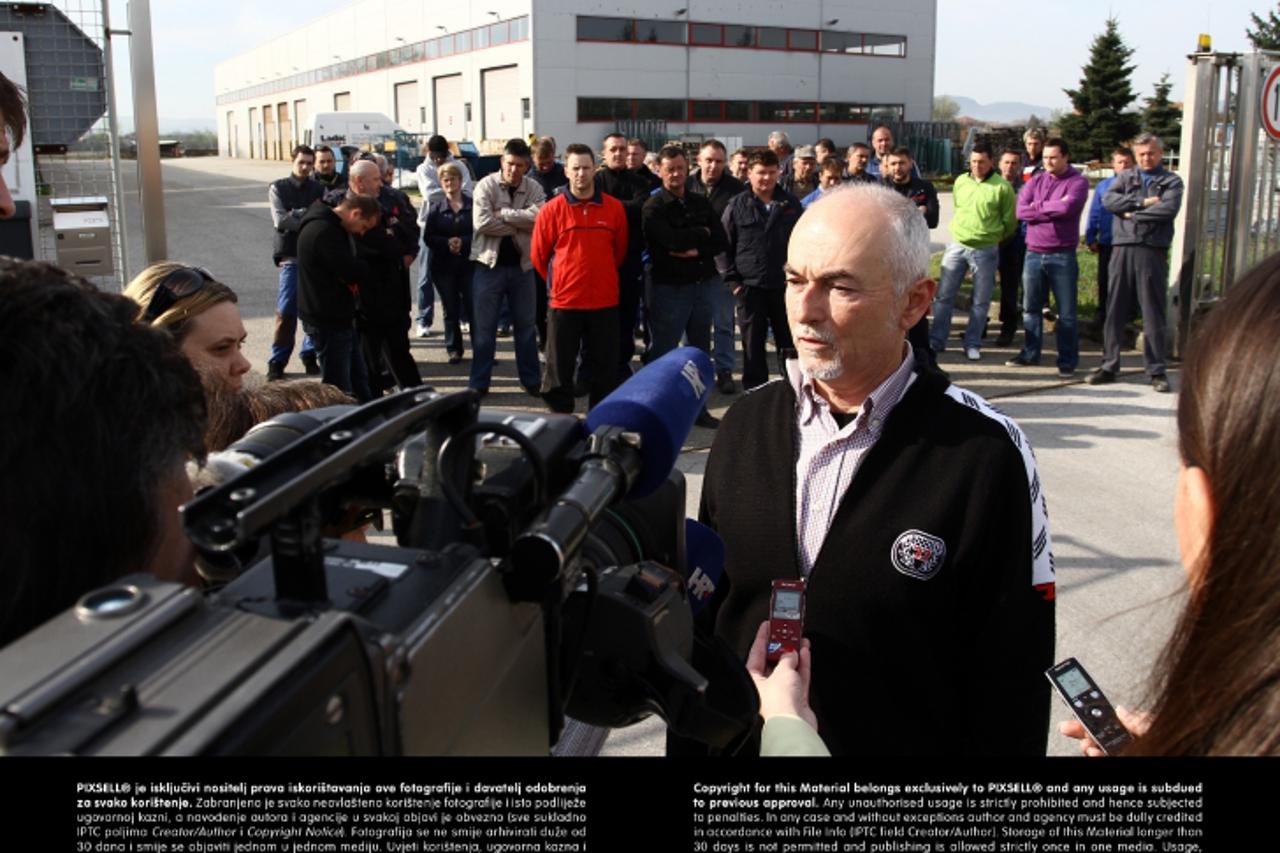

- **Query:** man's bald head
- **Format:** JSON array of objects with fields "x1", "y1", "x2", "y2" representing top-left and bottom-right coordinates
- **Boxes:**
[
  {"x1": 803, "y1": 184, "x2": 931, "y2": 297},
  {"x1": 348, "y1": 159, "x2": 382, "y2": 196},
  {"x1": 785, "y1": 184, "x2": 935, "y2": 403}
]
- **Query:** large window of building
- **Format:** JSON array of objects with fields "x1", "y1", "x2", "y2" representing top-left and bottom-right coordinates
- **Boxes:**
[
  {"x1": 578, "y1": 97, "x2": 633, "y2": 121},
  {"x1": 578, "y1": 98, "x2": 904, "y2": 124},
  {"x1": 636, "y1": 20, "x2": 687, "y2": 44},
  {"x1": 575, "y1": 16, "x2": 907, "y2": 57},
  {"x1": 635, "y1": 98, "x2": 686, "y2": 120},
  {"x1": 577, "y1": 16, "x2": 634, "y2": 42}
]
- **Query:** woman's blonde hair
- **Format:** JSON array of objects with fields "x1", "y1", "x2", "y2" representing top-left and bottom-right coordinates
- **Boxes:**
[
  {"x1": 123, "y1": 262, "x2": 238, "y2": 343},
  {"x1": 437, "y1": 161, "x2": 464, "y2": 182}
]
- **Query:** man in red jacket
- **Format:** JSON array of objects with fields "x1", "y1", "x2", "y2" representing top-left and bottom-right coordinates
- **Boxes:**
[{"x1": 531, "y1": 143, "x2": 628, "y2": 413}]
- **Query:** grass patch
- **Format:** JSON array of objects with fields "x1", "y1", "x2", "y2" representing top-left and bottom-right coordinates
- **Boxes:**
[{"x1": 929, "y1": 246, "x2": 1102, "y2": 320}]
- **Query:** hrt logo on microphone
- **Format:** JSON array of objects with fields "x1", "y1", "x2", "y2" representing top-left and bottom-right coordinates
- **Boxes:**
[
  {"x1": 687, "y1": 567, "x2": 716, "y2": 602},
  {"x1": 680, "y1": 360, "x2": 706, "y2": 398}
]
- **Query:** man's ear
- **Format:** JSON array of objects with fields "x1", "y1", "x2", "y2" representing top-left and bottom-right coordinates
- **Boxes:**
[{"x1": 900, "y1": 277, "x2": 936, "y2": 331}]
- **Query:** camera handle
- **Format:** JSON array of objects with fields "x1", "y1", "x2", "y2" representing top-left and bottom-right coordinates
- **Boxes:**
[{"x1": 184, "y1": 388, "x2": 478, "y2": 606}]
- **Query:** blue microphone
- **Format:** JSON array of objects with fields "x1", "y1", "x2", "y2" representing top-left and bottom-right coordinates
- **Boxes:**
[
  {"x1": 511, "y1": 347, "x2": 713, "y2": 591},
  {"x1": 586, "y1": 346, "x2": 713, "y2": 498}
]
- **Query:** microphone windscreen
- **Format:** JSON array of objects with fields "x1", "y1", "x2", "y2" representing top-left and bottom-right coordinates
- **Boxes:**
[
  {"x1": 684, "y1": 519, "x2": 726, "y2": 617},
  {"x1": 586, "y1": 347, "x2": 713, "y2": 497}
]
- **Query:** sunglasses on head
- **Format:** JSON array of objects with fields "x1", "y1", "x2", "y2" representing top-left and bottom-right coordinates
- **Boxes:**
[{"x1": 142, "y1": 265, "x2": 215, "y2": 323}]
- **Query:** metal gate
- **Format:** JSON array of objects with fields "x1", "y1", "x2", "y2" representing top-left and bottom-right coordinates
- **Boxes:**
[{"x1": 1171, "y1": 51, "x2": 1280, "y2": 353}]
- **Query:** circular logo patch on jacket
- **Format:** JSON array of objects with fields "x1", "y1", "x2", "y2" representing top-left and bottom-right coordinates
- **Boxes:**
[{"x1": 891, "y1": 529, "x2": 947, "y2": 580}]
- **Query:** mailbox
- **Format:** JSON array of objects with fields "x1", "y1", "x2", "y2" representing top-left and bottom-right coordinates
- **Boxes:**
[{"x1": 51, "y1": 196, "x2": 113, "y2": 276}]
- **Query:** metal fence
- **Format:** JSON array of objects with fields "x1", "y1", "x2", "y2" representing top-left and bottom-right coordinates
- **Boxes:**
[
  {"x1": 4, "y1": 1, "x2": 129, "y2": 289},
  {"x1": 880, "y1": 120, "x2": 964, "y2": 176},
  {"x1": 616, "y1": 119, "x2": 669, "y2": 154},
  {"x1": 1170, "y1": 51, "x2": 1280, "y2": 353}
]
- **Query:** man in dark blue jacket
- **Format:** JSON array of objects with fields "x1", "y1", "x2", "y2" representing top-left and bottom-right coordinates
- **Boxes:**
[
  {"x1": 1083, "y1": 146, "x2": 1134, "y2": 337},
  {"x1": 717, "y1": 149, "x2": 802, "y2": 390}
]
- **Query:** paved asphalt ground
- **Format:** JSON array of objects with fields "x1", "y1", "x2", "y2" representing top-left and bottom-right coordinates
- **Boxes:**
[{"x1": 118, "y1": 158, "x2": 1184, "y2": 757}]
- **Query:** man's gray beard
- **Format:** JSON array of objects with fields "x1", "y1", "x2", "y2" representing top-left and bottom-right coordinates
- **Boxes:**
[
  {"x1": 802, "y1": 351, "x2": 844, "y2": 381},
  {"x1": 795, "y1": 324, "x2": 844, "y2": 381}
]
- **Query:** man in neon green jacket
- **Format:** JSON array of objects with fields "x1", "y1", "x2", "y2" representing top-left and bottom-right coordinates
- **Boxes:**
[{"x1": 929, "y1": 143, "x2": 1017, "y2": 361}]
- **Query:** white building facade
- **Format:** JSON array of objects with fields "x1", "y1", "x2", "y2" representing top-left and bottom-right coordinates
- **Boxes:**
[{"x1": 214, "y1": 0, "x2": 937, "y2": 159}]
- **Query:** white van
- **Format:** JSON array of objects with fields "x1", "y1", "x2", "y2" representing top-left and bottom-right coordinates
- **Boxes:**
[{"x1": 304, "y1": 112, "x2": 404, "y2": 150}]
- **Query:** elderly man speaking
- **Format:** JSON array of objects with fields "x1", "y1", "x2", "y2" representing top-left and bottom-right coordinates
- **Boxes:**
[{"x1": 694, "y1": 183, "x2": 1057, "y2": 757}]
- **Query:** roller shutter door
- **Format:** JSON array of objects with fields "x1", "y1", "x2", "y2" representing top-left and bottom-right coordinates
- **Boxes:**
[
  {"x1": 263, "y1": 104, "x2": 277, "y2": 160},
  {"x1": 433, "y1": 74, "x2": 464, "y2": 137},
  {"x1": 394, "y1": 81, "x2": 420, "y2": 131},
  {"x1": 482, "y1": 65, "x2": 521, "y2": 142}
]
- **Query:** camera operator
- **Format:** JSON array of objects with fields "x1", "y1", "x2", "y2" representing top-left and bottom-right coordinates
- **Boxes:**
[{"x1": 0, "y1": 260, "x2": 207, "y2": 647}]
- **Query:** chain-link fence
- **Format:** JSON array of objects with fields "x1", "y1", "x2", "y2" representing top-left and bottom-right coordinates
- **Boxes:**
[{"x1": 1, "y1": 1, "x2": 127, "y2": 289}]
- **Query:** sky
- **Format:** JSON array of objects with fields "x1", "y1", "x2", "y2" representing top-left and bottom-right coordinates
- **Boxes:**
[
  {"x1": 98, "y1": 0, "x2": 1277, "y2": 128},
  {"x1": 934, "y1": 0, "x2": 1267, "y2": 112}
]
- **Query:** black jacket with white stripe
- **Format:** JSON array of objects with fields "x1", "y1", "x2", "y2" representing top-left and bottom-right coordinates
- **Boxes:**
[{"x1": 700, "y1": 366, "x2": 1056, "y2": 756}]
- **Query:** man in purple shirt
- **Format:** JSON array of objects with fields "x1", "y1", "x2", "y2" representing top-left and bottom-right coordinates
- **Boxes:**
[{"x1": 1006, "y1": 137, "x2": 1089, "y2": 377}]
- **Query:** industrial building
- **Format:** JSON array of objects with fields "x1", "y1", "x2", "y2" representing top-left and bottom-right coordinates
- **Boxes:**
[{"x1": 214, "y1": 0, "x2": 937, "y2": 159}]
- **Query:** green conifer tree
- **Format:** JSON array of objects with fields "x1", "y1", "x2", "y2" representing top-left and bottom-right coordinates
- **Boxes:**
[
  {"x1": 1247, "y1": 4, "x2": 1280, "y2": 50},
  {"x1": 1059, "y1": 18, "x2": 1141, "y2": 161},
  {"x1": 1141, "y1": 73, "x2": 1182, "y2": 151}
]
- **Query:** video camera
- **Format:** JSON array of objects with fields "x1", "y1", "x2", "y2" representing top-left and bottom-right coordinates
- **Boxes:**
[{"x1": 0, "y1": 348, "x2": 757, "y2": 755}]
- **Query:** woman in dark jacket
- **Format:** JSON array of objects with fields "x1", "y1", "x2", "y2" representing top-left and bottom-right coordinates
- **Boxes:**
[{"x1": 423, "y1": 163, "x2": 473, "y2": 363}]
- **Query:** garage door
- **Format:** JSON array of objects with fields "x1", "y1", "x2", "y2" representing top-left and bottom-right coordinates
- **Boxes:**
[
  {"x1": 395, "y1": 81, "x2": 420, "y2": 131},
  {"x1": 277, "y1": 102, "x2": 292, "y2": 154},
  {"x1": 263, "y1": 104, "x2": 277, "y2": 160},
  {"x1": 482, "y1": 65, "x2": 521, "y2": 142},
  {"x1": 433, "y1": 74, "x2": 464, "y2": 137},
  {"x1": 294, "y1": 99, "x2": 308, "y2": 144}
]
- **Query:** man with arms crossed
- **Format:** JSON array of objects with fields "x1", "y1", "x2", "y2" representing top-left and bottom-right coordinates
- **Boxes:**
[
  {"x1": 469, "y1": 138, "x2": 545, "y2": 396},
  {"x1": 698, "y1": 184, "x2": 1055, "y2": 756},
  {"x1": 1007, "y1": 137, "x2": 1089, "y2": 377},
  {"x1": 267, "y1": 144, "x2": 325, "y2": 379},
  {"x1": 1089, "y1": 134, "x2": 1183, "y2": 392}
]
